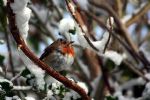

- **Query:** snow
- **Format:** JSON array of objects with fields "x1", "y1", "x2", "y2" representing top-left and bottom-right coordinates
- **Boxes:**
[
  {"x1": 102, "y1": 50, "x2": 124, "y2": 65},
  {"x1": 10, "y1": 0, "x2": 29, "y2": 11},
  {"x1": 59, "y1": 18, "x2": 75, "y2": 41},
  {"x1": 77, "y1": 82, "x2": 88, "y2": 94},
  {"x1": 10, "y1": 0, "x2": 31, "y2": 41},
  {"x1": 5, "y1": 97, "x2": 12, "y2": 100},
  {"x1": 25, "y1": 96, "x2": 35, "y2": 100},
  {"x1": 142, "y1": 82, "x2": 150, "y2": 96},
  {"x1": 3, "y1": 0, "x2": 7, "y2": 6},
  {"x1": 15, "y1": 8, "x2": 31, "y2": 40},
  {"x1": 13, "y1": 86, "x2": 32, "y2": 91},
  {"x1": 12, "y1": 96, "x2": 21, "y2": 100},
  {"x1": 0, "y1": 66, "x2": 3, "y2": 73},
  {"x1": 106, "y1": 17, "x2": 114, "y2": 29},
  {"x1": 121, "y1": 15, "x2": 132, "y2": 24},
  {"x1": 92, "y1": 32, "x2": 109, "y2": 52},
  {"x1": 47, "y1": 90, "x2": 53, "y2": 98},
  {"x1": 0, "y1": 78, "x2": 13, "y2": 87},
  {"x1": 19, "y1": 51, "x2": 45, "y2": 90}
]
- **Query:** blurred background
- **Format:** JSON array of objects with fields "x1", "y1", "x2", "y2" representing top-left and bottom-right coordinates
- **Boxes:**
[{"x1": 1, "y1": 0, "x2": 150, "y2": 100}]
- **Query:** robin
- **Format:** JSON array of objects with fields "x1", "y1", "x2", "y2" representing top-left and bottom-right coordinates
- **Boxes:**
[{"x1": 40, "y1": 39, "x2": 74, "y2": 71}]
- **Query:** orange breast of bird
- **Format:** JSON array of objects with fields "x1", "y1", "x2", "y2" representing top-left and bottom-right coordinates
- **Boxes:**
[{"x1": 62, "y1": 46, "x2": 74, "y2": 57}]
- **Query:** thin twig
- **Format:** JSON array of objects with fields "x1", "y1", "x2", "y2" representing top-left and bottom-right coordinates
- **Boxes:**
[
  {"x1": 125, "y1": 2, "x2": 150, "y2": 27},
  {"x1": 7, "y1": 1, "x2": 90, "y2": 99},
  {"x1": 103, "y1": 17, "x2": 112, "y2": 53},
  {"x1": 11, "y1": 71, "x2": 21, "y2": 82},
  {"x1": 97, "y1": 56, "x2": 114, "y2": 94},
  {"x1": 123, "y1": 60, "x2": 149, "y2": 82},
  {"x1": 4, "y1": 29, "x2": 16, "y2": 77},
  {"x1": 12, "y1": 86, "x2": 32, "y2": 91},
  {"x1": 82, "y1": 7, "x2": 150, "y2": 69},
  {"x1": 48, "y1": 0, "x2": 63, "y2": 20},
  {"x1": 82, "y1": 10, "x2": 149, "y2": 81},
  {"x1": 89, "y1": 1, "x2": 139, "y2": 54},
  {"x1": 116, "y1": 0, "x2": 123, "y2": 17},
  {"x1": 0, "y1": 5, "x2": 16, "y2": 79},
  {"x1": 30, "y1": 5, "x2": 56, "y2": 41},
  {"x1": 1, "y1": 7, "x2": 16, "y2": 80},
  {"x1": 65, "y1": 0, "x2": 99, "y2": 52}
]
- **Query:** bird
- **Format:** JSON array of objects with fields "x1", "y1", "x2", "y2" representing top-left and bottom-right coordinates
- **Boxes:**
[{"x1": 40, "y1": 39, "x2": 75, "y2": 71}]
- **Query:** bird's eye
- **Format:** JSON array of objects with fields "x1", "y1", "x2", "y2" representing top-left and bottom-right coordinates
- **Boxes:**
[
  {"x1": 62, "y1": 40, "x2": 67, "y2": 44},
  {"x1": 58, "y1": 38, "x2": 67, "y2": 44},
  {"x1": 59, "y1": 38, "x2": 63, "y2": 42}
]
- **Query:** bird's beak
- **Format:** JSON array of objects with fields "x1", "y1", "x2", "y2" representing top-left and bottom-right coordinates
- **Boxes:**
[
  {"x1": 70, "y1": 41, "x2": 74, "y2": 44},
  {"x1": 67, "y1": 41, "x2": 74, "y2": 46}
]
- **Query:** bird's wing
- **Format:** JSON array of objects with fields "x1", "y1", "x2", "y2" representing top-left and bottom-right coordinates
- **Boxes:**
[
  {"x1": 39, "y1": 46, "x2": 52, "y2": 60},
  {"x1": 39, "y1": 42, "x2": 58, "y2": 60}
]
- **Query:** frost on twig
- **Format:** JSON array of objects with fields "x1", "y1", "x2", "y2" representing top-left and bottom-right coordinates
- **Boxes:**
[{"x1": 10, "y1": 0, "x2": 31, "y2": 41}]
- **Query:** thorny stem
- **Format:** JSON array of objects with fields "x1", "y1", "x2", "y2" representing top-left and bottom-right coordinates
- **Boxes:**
[{"x1": 7, "y1": 0, "x2": 90, "y2": 100}]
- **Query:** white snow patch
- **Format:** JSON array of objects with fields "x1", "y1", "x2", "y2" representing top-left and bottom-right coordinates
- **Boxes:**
[
  {"x1": 0, "y1": 78, "x2": 13, "y2": 87},
  {"x1": 77, "y1": 82, "x2": 88, "y2": 94},
  {"x1": 47, "y1": 90, "x2": 53, "y2": 98},
  {"x1": 59, "y1": 18, "x2": 75, "y2": 41},
  {"x1": 25, "y1": 96, "x2": 35, "y2": 100},
  {"x1": 10, "y1": 0, "x2": 31, "y2": 40},
  {"x1": 19, "y1": 51, "x2": 45, "y2": 90},
  {"x1": 102, "y1": 50, "x2": 124, "y2": 65},
  {"x1": 3, "y1": 0, "x2": 7, "y2": 6}
]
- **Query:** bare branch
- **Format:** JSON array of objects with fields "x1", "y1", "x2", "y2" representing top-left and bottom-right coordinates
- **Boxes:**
[
  {"x1": 125, "y1": 2, "x2": 150, "y2": 27},
  {"x1": 65, "y1": 0, "x2": 99, "y2": 52},
  {"x1": 82, "y1": 9, "x2": 150, "y2": 82},
  {"x1": 89, "y1": 1, "x2": 139, "y2": 54}
]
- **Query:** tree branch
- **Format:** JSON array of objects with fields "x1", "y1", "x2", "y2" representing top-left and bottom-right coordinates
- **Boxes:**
[
  {"x1": 125, "y1": 2, "x2": 150, "y2": 27},
  {"x1": 6, "y1": 0, "x2": 90, "y2": 100},
  {"x1": 82, "y1": 9, "x2": 150, "y2": 82},
  {"x1": 89, "y1": 1, "x2": 138, "y2": 54},
  {"x1": 65, "y1": 0, "x2": 99, "y2": 52},
  {"x1": 89, "y1": 1, "x2": 150, "y2": 68}
]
